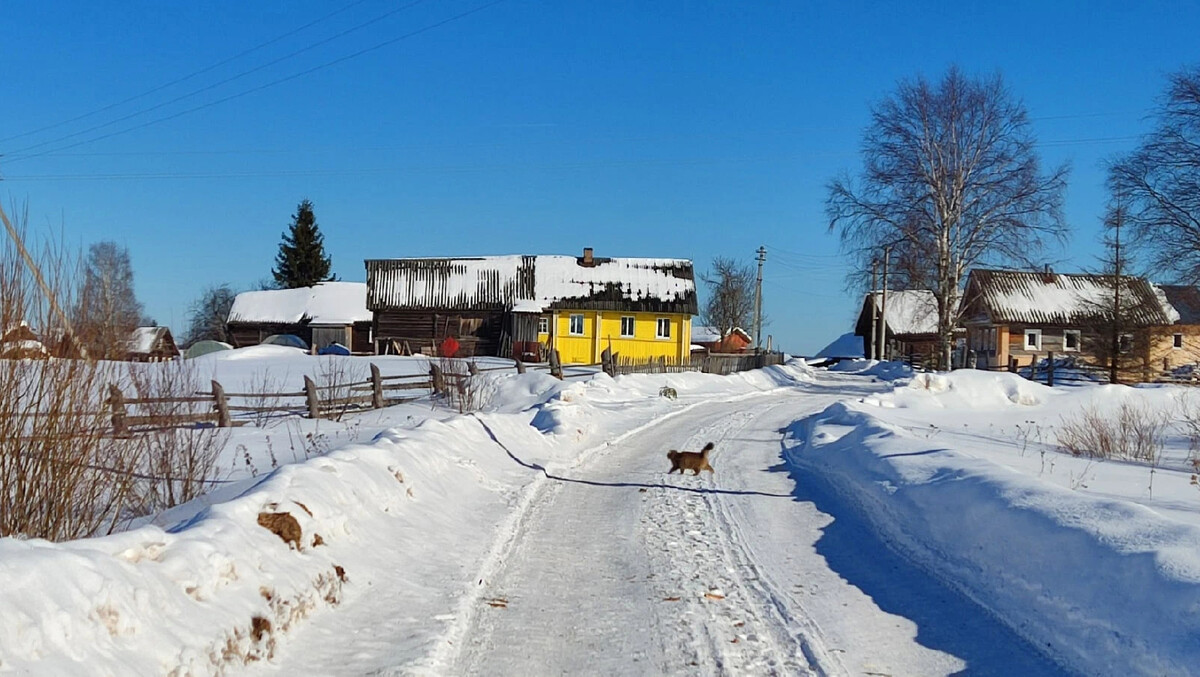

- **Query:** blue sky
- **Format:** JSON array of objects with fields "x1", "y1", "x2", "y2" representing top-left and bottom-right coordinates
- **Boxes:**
[{"x1": 1, "y1": 0, "x2": 1196, "y2": 353}]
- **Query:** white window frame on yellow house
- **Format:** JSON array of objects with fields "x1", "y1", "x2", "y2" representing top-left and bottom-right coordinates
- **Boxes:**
[
  {"x1": 656, "y1": 317, "x2": 671, "y2": 339},
  {"x1": 620, "y1": 316, "x2": 635, "y2": 338},
  {"x1": 569, "y1": 314, "x2": 585, "y2": 336},
  {"x1": 538, "y1": 316, "x2": 549, "y2": 335}
]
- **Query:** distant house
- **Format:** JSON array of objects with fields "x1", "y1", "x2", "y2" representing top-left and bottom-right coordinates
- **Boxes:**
[
  {"x1": 127, "y1": 326, "x2": 180, "y2": 362},
  {"x1": 0, "y1": 322, "x2": 48, "y2": 359},
  {"x1": 960, "y1": 269, "x2": 1178, "y2": 373},
  {"x1": 1149, "y1": 285, "x2": 1200, "y2": 371},
  {"x1": 365, "y1": 248, "x2": 697, "y2": 364},
  {"x1": 691, "y1": 325, "x2": 752, "y2": 353},
  {"x1": 854, "y1": 289, "x2": 944, "y2": 365},
  {"x1": 227, "y1": 282, "x2": 372, "y2": 353}
]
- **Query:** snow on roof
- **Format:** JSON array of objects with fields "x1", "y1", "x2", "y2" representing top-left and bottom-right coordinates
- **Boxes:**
[
  {"x1": 871, "y1": 289, "x2": 940, "y2": 335},
  {"x1": 691, "y1": 325, "x2": 750, "y2": 343},
  {"x1": 969, "y1": 270, "x2": 1178, "y2": 326},
  {"x1": 532, "y1": 256, "x2": 694, "y2": 307},
  {"x1": 129, "y1": 327, "x2": 163, "y2": 354},
  {"x1": 1156, "y1": 285, "x2": 1200, "y2": 325},
  {"x1": 366, "y1": 255, "x2": 697, "y2": 313},
  {"x1": 228, "y1": 282, "x2": 371, "y2": 325}
]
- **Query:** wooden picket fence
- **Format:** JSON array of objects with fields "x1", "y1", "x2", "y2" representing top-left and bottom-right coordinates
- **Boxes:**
[{"x1": 99, "y1": 350, "x2": 787, "y2": 436}]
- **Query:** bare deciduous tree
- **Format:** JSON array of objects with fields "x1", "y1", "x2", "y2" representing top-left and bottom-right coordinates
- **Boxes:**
[
  {"x1": 1108, "y1": 66, "x2": 1200, "y2": 282},
  {"x1": 185, "y1": 284, "x2": 236, "y2": 345},
  {"x1": 76, "y1": 241, "x2": 144, "y2": 359},
  {"x1": 828, "y1": 66, "x2": 1069, "y2": 368},
  {"x1": 701, "y1": 257, "x2": 755, "y2": 350}
]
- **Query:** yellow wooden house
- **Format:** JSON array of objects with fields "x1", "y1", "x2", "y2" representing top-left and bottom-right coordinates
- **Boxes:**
[{"x1": 366, "y1": 248, "x2": 697, "y2": 364}]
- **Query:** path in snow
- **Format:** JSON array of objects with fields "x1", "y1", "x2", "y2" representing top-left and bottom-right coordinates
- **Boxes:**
[{"x1": 445, "y1": 379, "x2": 1070, "y2": 676}]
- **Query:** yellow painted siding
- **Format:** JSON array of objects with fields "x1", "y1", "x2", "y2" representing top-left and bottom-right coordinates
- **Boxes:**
[{"x1": 546, "y1": 310, "x2": 690, "y2": 364}]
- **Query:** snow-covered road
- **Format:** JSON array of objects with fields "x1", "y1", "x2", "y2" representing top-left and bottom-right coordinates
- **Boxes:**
[{"x1": 436, "y1": 379, "x2": 1068, "y2": 676}]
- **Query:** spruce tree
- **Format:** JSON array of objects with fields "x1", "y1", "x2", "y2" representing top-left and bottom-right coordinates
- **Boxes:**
[{"x1": 272, "y1": 199, "x2": 334, "y2": 288}]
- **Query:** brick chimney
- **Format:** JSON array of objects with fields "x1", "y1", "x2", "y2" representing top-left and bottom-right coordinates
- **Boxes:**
[{"x1": 582, "y1": 247, "x2": 594, "y2": 267}]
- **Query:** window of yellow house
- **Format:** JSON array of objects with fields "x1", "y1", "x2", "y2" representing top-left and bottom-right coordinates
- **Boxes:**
[
  {"x1": 569, "y1": 314, "x2": 585, "y2": 336},
  {"x1": 620, "y1": 316, "x2": 635, "y2": 337},
  {"x1": 655, "y1": 318, "x2": 671, "y2": 339},
  {"x1": 537, "y1": 316, "x2": 549, "y2": 335}
]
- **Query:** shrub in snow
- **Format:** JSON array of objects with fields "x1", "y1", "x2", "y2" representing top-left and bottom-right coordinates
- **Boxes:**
[{"x1": 1056, "y1": 401, "x2": 1167, "y2": 463}]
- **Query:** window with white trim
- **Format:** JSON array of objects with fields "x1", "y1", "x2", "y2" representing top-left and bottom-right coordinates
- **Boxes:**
[
  {"x1": 1063, "y1": 330, "x2": 1081, "y2": 351},
  {"x1": 537, "y1": 317, "x2": 549, "y2": 335},
  {"x1": 656, "y1": 318, "x2": 671, "y2": 339},
  {"x1": 1174, "y1": 333, "x2": 1184, "y2": 349},
  {"x1": 620, "y1": 316, "x2": 635, "y2": 338},
  {"x1": 1024, "y1": 329, "x2": 1041, "y2": 351},
  {"x1": 569, "y1": 314, "x2": 585, "y2": 336}
]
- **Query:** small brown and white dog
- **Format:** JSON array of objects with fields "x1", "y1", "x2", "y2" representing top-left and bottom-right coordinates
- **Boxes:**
[{"x1": 667, "y1": 442, "x2": 715, "y2": 475}]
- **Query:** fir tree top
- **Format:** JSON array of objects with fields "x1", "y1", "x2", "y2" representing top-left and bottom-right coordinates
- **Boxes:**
[{"x1": 272, "y1": 199, "x2": 334, "y2": 288}]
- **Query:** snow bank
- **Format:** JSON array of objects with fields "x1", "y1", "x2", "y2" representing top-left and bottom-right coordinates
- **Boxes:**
[
  {"x1": 0, "y1": 359, "x2": 811, "y2": 674},
  {"x1": 788, "y1": 370, "x2": 1200, "y2": 676},
  {"x1": 826, "y1": 358, "x2": 914, "y2": 381}
]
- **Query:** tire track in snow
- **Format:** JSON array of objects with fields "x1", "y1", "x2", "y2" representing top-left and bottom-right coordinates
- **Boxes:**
[{"x1": 639, "y1": 408, "x2": 818, "y2": 676}]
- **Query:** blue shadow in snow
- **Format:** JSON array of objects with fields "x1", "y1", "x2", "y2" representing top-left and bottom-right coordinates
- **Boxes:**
[{"x1": 771, "y1": 421, "x2": 1079, "y2": 677}]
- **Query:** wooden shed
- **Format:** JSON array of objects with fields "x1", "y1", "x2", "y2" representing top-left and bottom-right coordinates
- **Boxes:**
[
  {"x1": 854, "y1": 289, "x2": 945, "y2": 365},
  {"x1": 226, "y1": 282, "x2": 373, "y2": 353},
  {"x1": 127, "y1": 326, "x2": 180, "y2": 362}
]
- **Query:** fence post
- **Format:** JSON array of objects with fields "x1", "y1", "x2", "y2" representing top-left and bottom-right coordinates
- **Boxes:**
[
  {"x1": 1047, "y1": 351, "x2": 1055, "y2": 387},
  {"x1": 601, "y1": 347, "x2": 614, "y2": 377},
  {"x1": 108, "y1": 384, "x2": 129, "y2": 437},
  {"x1": 211, "y1": 379, "x2": 232, "y2": 427},
  {"x1": 304, "y1": 375, "x2": 320, "y2": 419},
  {"x1": 370, "y1": 363, "x2": 383, "y2": 409},
  {"x1": 430, "y1": 365, "x2": 446, "y2": 394},
  {"x1": 549, "y1": 350, "x2": 563, "y2": 380},
  {"x1": 1008, "y1": 356, "x2": 1017, "y2": 374},
  {"x1": 468, "y1": 361, "x2": 479, "y2": 376},
  {"x1": 514, "y1": 357, "x2": 526, "y2": 374}
]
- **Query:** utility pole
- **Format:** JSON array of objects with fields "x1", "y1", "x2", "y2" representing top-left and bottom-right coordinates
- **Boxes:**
[
  {"x1": 754, "y1": 246, "x2": 766, "y2": 353},
  {"x1": 879, "y1": 245, "x2": 891, "y2": 362},
  {"x1": 870, "y1": 260, "x2": 878, "y2": 360},
  {"x1": 1111, "y1": 203, "x2": 1123, "y2": 385}
]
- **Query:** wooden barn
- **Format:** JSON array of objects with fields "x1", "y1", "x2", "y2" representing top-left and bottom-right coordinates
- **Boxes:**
[
  {"x1": 854, "y1": 289, "x2": 945, "y2": 365},
  {"x1": 365, "y1": 249, "x2": 697, "y2": 364},
  {"x1": 226, "y1": 282, "x2": 373, "y2": 353},
  {"x1": 126, "y1": 326, "x2": 180, "y2": 362}
]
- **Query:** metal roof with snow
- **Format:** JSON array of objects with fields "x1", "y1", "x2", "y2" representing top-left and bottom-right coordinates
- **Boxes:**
[
  {"x1": 365, "y1": 255, "x2": 697, "y2": 314},
  {"x1": 965, "y1": 269, "x2": 1178, "y2": 326}
]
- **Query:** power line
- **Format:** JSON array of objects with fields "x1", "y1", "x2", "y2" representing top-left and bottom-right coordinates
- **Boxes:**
[
  {"x1": 0, "y1": 0, "x2": 374, "y2": 145},
  {"x1": 4, "y1": 0, "x2": 436, "y2": 160}
]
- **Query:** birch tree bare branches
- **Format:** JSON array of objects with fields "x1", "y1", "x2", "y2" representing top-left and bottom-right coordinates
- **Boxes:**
[{"x1": 827, "y1": 67, "x2": 1069, "y2": 367}]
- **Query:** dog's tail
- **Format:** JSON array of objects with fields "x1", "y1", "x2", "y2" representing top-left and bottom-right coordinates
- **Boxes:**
[{"x1": 701, "y1": 442, "x2": 714, "y2": 457}]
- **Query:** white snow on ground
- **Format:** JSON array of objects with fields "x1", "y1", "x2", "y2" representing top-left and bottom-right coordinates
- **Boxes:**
[
  {"x1": 2, "y1": 353, "x2": 1200, "y2": 675},
  {"x1": 792, "y1": 369, "x2": 1200, "y2": 677}
]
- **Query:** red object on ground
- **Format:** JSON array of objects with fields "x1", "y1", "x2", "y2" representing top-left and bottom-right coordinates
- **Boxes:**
[{"x1": 440, "y1": 336, "x2": 460, "y2": 358}]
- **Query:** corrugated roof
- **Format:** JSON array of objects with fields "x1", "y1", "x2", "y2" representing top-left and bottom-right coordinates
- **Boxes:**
[
  {"x1": 366, "y1": 255, "x2": 697, "y2": 314},
  {"x1": 968, "y1": 269, "x2": 1178, "y2": 326},
  {"x1": 1157, "y1": 285, "x2": 1200, "y2": 325}
]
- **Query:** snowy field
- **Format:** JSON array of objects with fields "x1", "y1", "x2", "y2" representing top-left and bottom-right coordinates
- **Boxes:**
[{"x1": 1, "y1": 349, "x2": 1199, "y2": 675}]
